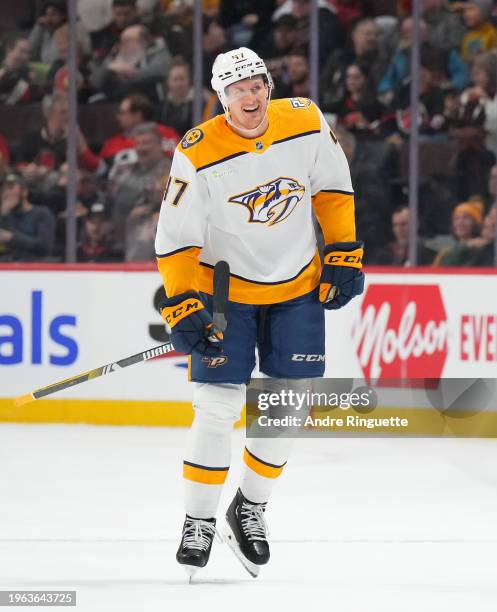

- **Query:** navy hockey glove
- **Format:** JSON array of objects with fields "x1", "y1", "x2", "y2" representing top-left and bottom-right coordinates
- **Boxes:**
[
  {"x1": 319, "y1": 241, "x2": 365, "y2": 310},
  {"x1": 159, "y1": 291, "x2": 223, "y2": 356}
]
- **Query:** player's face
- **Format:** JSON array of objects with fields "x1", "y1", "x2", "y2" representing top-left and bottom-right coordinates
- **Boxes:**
[{"x1": 226, "y1": 77, "x2": 269, "y2": 131}]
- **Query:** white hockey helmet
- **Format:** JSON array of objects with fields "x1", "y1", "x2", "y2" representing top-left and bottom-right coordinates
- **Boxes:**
[{"x1": 211, "y1": 47, "x2": 274, "y2": 118}]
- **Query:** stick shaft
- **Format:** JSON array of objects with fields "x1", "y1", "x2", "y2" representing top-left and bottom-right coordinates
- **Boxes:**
[
  {"x1": 32, "y1": 342, "x2": 175, "y2": 400},
  {"x1": 213, "y1": 260, "x2": 230, "y2": 332}
]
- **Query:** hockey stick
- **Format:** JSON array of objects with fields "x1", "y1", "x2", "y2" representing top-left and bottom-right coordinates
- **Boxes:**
[{"x1": 14, "y1": 261, "x2": 231, "y2": 407}]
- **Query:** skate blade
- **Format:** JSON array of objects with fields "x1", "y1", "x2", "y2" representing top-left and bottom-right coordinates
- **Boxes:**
[
  {"x1": 222, "y1": 522, "x2": 260, "y2": 578},
  {"x1": 183, "y1": 565, "x2": 199, "y2": 583}
]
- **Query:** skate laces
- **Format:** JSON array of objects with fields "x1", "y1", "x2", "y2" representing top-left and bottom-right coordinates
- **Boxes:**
[
  {"x1": 183, "y1": 518, "x2": 221, "y2": 551},
  {"x1": 240, "y1": 502, "x2": 268, "y2": 541}
]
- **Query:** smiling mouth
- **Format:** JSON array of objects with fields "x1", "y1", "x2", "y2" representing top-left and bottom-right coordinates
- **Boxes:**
[{"x1": 243, "y1": 105, "x2": 260, "y2": 113}]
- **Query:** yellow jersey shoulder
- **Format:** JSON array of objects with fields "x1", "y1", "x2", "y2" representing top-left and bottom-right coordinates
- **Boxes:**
[
  {"x1": 176, "y1": 98, "x2": 322, "y2": 171},
  {"x1": 177, "y1": 115, "x2": 239, "y2": 171},
  {"x1": 269, "y1": 97, "x2": 321, "y2": 139}
]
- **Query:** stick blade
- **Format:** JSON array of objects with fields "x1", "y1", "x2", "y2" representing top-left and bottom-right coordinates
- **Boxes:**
[{"x1": 14, "y1": 393, "x2": 34, "y2": 408}]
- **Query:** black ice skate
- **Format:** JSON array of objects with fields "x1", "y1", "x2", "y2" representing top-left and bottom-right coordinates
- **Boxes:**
[
  {"x1": 223, "y1": 488, "x2": 270, "y2": 578},
  {"x1": 176, "y1": 515, "x2": 220, "y2": 581}
]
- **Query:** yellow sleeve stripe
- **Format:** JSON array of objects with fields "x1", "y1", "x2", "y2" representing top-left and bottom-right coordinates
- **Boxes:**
[
  {"x1": 243, "y1": 447, "x2": 286, "y2": 479},
  {"x1": 312, "y1": 191, "x2": 356, "y2": 245},
  {"x1": 156, "y1": 246, "x2": 201, "y2": 298},
  {"x1": 183, "y1": 461, "x2": 229, "y2": 485}
]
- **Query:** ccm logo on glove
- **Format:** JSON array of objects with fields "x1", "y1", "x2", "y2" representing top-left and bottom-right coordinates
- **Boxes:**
[
  {"x1": 161, "y1": 297, "x2": 203, "y2": 327},
  {"x1": 324, "y1": 249, "x2": 363, "y2": 267},
  {"x1": 319, "y1": 241, "x2": 365, "y2": 310},
  {"x1": 159, "y1": 291, "x2": 223, "y2": 356}
]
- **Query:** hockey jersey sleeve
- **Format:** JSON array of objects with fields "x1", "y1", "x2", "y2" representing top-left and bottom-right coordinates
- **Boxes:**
[
  {"x1": 310, "y1": 109, "x2": 356, "y2": 244},
  {"x1": 155, "y1": 148, "x2": 209, "y2": 297}
]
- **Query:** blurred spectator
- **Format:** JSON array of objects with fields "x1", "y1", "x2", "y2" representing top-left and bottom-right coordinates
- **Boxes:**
[
  {"x1": 453, "y1": 124, "x2": 495, "y2": 200},
  {"x1": 101, "y1": 93, "x2": 179, "y2": 172},
  {"x1": 47, "y1": 23, "x2": 92, "y2": 100},
  {"x1": 137, "y1": 0, "x2": 161, "y2": 16},
  {"x1": 486, "y1": 163, "x2": 497, "y2": 206},
  {"x1": 158, "y1": 0, "x2": 219, "y2": 15},
  {"x1": 78, "y1": 0, "x2": 113, "y2": 34},
  {"x1": 461, "y1": 0, "x2": 497, "y2": 63},
  {"x1": 461, "y1": 51, "x2": 497, "y2": 155},
  {"x1": 420, "y1": 42, "x2": 470, "y2": 92},
  {"x1": 108, "y1": 124, "x2": 172, "y2": 241},
  {"x1": 379, "y1": 18, "x2": 470, "y2": 105},
  {"x1": 379, "y1": 17, "x2": 428, "y2": 105},
  {"x1": 202, "y1": 18, "x2": 230, "y2": 87},
  {"x1": 158, "y1": 57, "x2": 194, "y2": 137},
  {"x1": 372, "y1": 206, "x2": 436, "y2": 265},
  {"x1": 290, "y1": 0, "x2": 344, "y2": 63},
  {"x1": 126, "y1": 207, "x2": 160, "y2": 260},
  {"x1": 149, "y1": 2, "x2": 194, "y2": 60},
  {"x1": 0, "y1": 34, "x2": 32, "y2": 105},
  {"x1": 328, "y1": 0, "x2": 364, "y2": 32},
  {"x1": 471, "y1": 204, "x2": 496, "y2": 264},
  {"x1": 329, "y1": 63, "x2": 389, "y2": 139},
  {"x1": 40, "y1": 162, "x2": 102, "y2": 217},
  {"x1": 0, "y1": 172, "x2": 55, "y2": 261},
  {"x1": 389, "y1": 60, "x2": 448, "y2": 140},
  {"x1": 335, "y1": 125, "x2": 397, "y2": 256},
  {"x1": 89, "y1": 24, "x2": 171, "y2": 102},
  {"x1": 434, "y1": 200, "x2": 485, "y2": 265},
  {"x1": 28, "y1": 0, "x2": 68, "y2": 65},
  {"x1": 125, "y1": 174, "x2": 164, "y2": 260},
  {"x1": 320, "y1": 17, "x2": 388, "y2": 112},
  {"x1": 16, "y1": 93, "x2": 99, "y2": 184},
  {"x1": 257, "y1": 14, "x2": 299, "y2": 81},
  {"x1": 284, "y1": 52, "x2": 310, "y2": 98},
  {"x1": 422, "y1": 0, "x2": 466, "y2": 52},
  {"x1": 219, "y1": 0, "x2": 276, "y2": 48},
  {"x1": 91, "y1": 0, "x2": 141, "y2": 62},
  {"x1": 77, "y1": 201, "x2": 122, "y2": 262}
]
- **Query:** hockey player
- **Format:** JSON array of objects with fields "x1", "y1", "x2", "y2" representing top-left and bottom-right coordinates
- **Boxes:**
[{"x1": 155, "y1": 47, "x2": 364, "y2": 578}]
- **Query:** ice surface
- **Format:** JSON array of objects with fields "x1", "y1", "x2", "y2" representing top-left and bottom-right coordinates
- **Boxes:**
[{"x1": 1, "y1": 423, "x2": 497, "y2": 612}]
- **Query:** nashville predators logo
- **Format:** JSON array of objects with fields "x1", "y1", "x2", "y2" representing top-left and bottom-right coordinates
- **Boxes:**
[
  {"x1": 202, "y1": 356, "x2": 228, "y2": 368},
  {"x1": 181, "y1": 128, "x2": 204, "y2": 149},
  {"x1": 229, "y1": 177, "x2": 305, "y2": 226}
]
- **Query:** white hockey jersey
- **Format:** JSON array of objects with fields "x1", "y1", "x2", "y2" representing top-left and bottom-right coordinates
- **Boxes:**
[{"x1": 155, "y1": 97, "x2": 356, "y2": 304}]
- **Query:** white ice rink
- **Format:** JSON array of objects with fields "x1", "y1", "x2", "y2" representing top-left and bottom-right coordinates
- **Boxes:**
[{"x1": 1, "y1": 423, "x2": 497, "y2": 612}]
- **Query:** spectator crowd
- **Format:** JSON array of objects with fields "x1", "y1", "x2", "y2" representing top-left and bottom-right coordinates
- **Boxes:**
[{"x1": 0, "y1": 0, "x2": 496, "y2": 266}]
